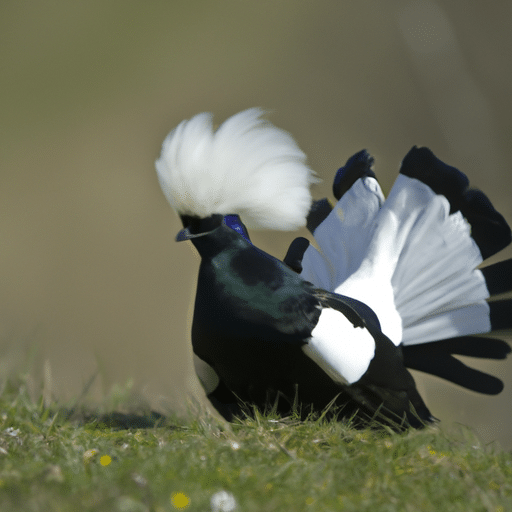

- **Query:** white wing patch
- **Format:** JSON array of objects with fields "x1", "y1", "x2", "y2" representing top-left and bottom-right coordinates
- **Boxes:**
[{"x1": 302, "y1": 308, "x2": 376, "y2": 384}]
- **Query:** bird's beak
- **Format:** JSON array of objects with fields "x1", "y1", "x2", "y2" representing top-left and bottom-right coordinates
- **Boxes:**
[
  {"x1": 175, "y1": 226, "x2": 216, "y2": 241},
  {"x1": 175, "y1": 227, "x2": 193, "y2": 242},
  {"x1": 176, "y1": 214, "x2": 225, "y2": 241}
]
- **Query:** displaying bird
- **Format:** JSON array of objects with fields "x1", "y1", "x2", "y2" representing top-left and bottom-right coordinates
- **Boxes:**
[{"x1": 156, "y1": 108, "x2": 512, "y2": 428}]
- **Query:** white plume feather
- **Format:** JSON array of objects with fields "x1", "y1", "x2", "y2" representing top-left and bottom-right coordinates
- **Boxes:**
[{"x1": 155, "y1": 108, "x2": 317, "y2": 230}]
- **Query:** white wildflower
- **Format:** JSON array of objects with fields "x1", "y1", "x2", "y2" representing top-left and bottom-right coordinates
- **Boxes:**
[{"x1": 211, "y1": 490, "x2": 237, "y2": 512}]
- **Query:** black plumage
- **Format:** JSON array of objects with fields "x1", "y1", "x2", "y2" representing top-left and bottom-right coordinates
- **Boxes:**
[{"x1": 178, "y1": 214, "x2": 433, "y2": 428}]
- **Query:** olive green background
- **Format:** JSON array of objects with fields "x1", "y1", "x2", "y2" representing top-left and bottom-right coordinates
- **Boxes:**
[{"x1": 1, "y1": 1, "x2": 511, "y2": 446}]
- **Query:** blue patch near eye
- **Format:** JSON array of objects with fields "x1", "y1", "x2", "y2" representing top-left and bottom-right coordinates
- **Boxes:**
[{"x1": 223, "y1": 215, "x2": 251, "y2": 243}]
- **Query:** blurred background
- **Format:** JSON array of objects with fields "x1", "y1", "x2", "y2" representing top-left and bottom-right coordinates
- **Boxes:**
[{"x1": 1, "y1": 1, "x2": 511, "y2": 446}]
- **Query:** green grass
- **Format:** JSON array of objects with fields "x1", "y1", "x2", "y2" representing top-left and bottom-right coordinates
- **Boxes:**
[{"x1": 1, "y1": 379, "x2": 511, "y2": 512}]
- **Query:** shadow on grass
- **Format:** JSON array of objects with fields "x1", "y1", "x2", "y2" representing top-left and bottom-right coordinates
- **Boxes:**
[{"x1": 63, "y1": 409, "x2": 169, "y2": 430}]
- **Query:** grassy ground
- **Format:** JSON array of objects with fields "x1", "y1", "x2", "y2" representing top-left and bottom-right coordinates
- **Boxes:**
[{"x1": 1, "y1": 378, "x2": 511, "y2": 512}]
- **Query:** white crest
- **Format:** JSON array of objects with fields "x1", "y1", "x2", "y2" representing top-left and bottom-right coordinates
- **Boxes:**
[{"x1": 155, "y1": 108, "x2": 317, "y2": 230}]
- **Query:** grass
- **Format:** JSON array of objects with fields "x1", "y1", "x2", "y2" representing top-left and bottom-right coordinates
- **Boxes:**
[{"x1": 1, "y1": 378, "x2": 511, "y2": 512}]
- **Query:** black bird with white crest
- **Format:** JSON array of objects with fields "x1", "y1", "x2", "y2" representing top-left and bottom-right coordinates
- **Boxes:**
[{"x1": 156, "y1": 108, "x2": 512, "y2": 428}]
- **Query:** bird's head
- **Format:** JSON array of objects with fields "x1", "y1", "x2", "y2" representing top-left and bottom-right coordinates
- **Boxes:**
[
  {"x1": 176, "y1": 213, "x2": 251, "y2": 243},
  {"x1": 176, "y1": 214, "x2": 224, "y2": 241}
]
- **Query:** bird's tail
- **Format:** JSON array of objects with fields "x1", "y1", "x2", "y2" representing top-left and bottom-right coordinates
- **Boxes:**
[
  {"x1": 155, "y1": 108, "x2": 317, "y2": 231},
  {"x1": 294, "y1": 147, "x2": 512, "y2": 394}
]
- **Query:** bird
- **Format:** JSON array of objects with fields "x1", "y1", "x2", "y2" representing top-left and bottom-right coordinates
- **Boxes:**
[{"x1": 155, "y1": 108, "x2": 512, "y2": 428}]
